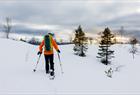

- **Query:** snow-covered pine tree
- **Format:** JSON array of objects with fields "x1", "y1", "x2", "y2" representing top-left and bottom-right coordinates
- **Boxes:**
[
  {"x1": 97, "y1": 27, "x2": 115, "y2": 65},
  {"x1": 129, "y1": 37, "x2": 138, "y2": 59},
  {"x1": 73, "y1": 25, "x2": 88, "y2": 57}
]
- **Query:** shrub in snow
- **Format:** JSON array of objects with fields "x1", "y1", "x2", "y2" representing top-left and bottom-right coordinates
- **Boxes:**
[
  {"x1": 129, "y1": 37, "x2": 139, "y2": 59},
  {"x1": 105, "y1": 68, "x2": 113, "y2": 78}
]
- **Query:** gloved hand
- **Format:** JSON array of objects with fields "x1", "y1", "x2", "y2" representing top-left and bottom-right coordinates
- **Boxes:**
[
  {"x1": 57, "y1": 50, "x2": 60, "y2": 53},
  {"x1": 37, "y1": 51, "x2": 42, "y2": 55}
]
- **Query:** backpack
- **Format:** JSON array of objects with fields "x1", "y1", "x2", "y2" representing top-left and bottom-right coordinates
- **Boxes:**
[{"x1": 44, "y1": 35, "x2": 52, "y2": 51}]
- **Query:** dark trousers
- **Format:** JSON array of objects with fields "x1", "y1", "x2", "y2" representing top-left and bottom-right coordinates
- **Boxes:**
[{"x1": 44, "y1": 54, "x2": 54, "y2": 72}]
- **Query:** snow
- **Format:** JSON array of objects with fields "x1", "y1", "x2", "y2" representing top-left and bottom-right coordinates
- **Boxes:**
[{"x1": 0, "y1": 38, "x2": 140, "y2": 94}]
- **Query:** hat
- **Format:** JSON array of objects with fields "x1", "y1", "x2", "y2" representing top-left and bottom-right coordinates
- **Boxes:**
[{"x1": 48, "y1": 32, "x2": 54, "y2": 36}]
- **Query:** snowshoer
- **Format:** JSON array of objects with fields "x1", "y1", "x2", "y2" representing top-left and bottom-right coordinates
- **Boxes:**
[{"x1": 37, "y1": 33, "x2": 60, "y2": 77}]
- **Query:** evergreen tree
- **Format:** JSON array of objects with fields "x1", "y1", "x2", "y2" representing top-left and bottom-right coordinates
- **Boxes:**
[
  {"x1": 73, "y1": 25, "x2": 88, "y2": 57},
  {"x1": 97, "y1": 27, "x2": 115, "y2": 65},
  {"x1": 129, "y1": 37, "x2": 138, "y2": 59}
]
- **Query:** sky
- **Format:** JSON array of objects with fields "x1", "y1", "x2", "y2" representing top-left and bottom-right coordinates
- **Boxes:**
[{"x1": 0, "y1": 0, "x2": 140, "y2": 34}]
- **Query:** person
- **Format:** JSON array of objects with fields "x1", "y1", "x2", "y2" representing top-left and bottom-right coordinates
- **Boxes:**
[{"x1": 37, "y1": 33, "x2": 60, "y2": 76}]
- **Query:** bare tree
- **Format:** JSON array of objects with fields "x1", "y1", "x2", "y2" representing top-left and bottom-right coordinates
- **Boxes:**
[
  {"x1": 3, "y1": 17, "x2": 12, "y2": 39},
  {"x1": 119, "y1": 26, "x2": 124, "y2": 44},
  {"x1": 89, "y1": 37, "x2": 93, "y2": 45},
  {"x1": 119, "y1": 26, "x2": 124, "y2": 37},
  {"x1": 69, "y1": 34, "x2": 73, "y2": 43}
]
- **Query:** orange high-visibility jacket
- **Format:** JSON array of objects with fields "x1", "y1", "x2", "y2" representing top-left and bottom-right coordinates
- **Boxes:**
[{"x1": 39, "y1": 35, "x2": 59, "y2": 55}]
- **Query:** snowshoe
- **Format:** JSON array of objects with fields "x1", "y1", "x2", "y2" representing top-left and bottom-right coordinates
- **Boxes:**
[
  {"x1": 49, "y1": 75, "x2": 55, "y2": 80},
  {"x1": 49, "y1": 70, "x2": 55, "y2": 80}
]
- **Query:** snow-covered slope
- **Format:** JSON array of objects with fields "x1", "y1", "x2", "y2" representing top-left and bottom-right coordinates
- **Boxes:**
[{"x1": 0, "y1": 38, "x2": 140, "y2": 94}]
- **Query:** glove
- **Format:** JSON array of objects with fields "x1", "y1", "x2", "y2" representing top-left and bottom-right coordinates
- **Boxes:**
[
  {"x1": 57, "y1": 50, "x2": 60, "y2": 53},
  {"x1": 37, "y1": 51, "x2": 42, "y2": 55}
]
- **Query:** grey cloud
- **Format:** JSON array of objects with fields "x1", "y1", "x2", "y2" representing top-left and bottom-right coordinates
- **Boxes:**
[{"x1": 0, "y1": 0, "x2": 140, "y2": 33}]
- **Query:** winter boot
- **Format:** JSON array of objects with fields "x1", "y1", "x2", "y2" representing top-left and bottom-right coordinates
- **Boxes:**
[
  {"x1": 46, "y1": 70, "x2": 50, "y2": 74},
  {"x1": 50, "y1": 70, "x2": 54, "y2": 76}
]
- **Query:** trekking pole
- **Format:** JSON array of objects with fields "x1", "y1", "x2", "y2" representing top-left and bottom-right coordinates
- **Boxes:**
[
  {"x1": 33, "y1": 54, "x2": 41, "y2": 72},
  {"x1": 57, "y1": 53, "x2": 64, "y2": 74}
]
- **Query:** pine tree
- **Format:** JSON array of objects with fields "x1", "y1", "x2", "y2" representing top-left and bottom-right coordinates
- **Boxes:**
[
  {"x1": 73, "y1": 25, "x2": 88, "y2": 57},
  {"x1": 129, "y1": 37, "x2": 138, "y2": 59},
  {"x1": 97, "y1": 27, "x2": 115, "y2": 65}
]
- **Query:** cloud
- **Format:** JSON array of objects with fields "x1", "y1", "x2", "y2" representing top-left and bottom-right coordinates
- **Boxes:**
[{"x1": 0, "y1": 0, "x2": 140, "y2": 33}]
